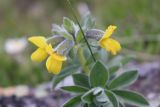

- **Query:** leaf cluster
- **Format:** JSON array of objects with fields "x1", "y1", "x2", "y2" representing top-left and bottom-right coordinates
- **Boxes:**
[{"x1": 60, "y1": 61, "x2": 149, "y2": 107}]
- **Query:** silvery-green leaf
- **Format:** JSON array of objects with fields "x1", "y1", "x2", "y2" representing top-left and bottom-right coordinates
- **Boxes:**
[
  {"x1": 89, "y1": 61, "x2": 109, "y2": 87},
  {"x1": 81, "y1": 88, "x2": 95, "y2": 104},
  {"x1": 63, "y1": 95, "x2": 82, "y2": 107},
  {"x1": 61, "y1": 85, "x2": 88, "y2": 93},
  {"x1": 106, "y1": 91, "x2": 119, "y2": 107},
  {"x1": 60, "y1": 26, "x2": 73, "y2": 40},
  {"x1": 96, "y1": 91, "x2": 110, "y2": 103},
  {"x1": 73, "y1": 24, "x2": 79, "y2": 34},
  {"x1": 72, "y1": 73, "x2": 90, "y2": 88},
  {"x1": 75, "y1": 29, "x2": 83, "y2": 42},
  {"x1": 113, "y1": 90, "x2": 149, "y2": 106},
  {"x1": 52, "y1": 24, "x2": 61, "y2": 33},
  {"x1": 47, "y1": 35, "x2": 64, "y2": 46},
  {"x1": 81, "y1": 13, "x2": 96, "y2": 30},
  {"x1": 109, "y1": 70, "x2": 138, "y2": 89},
  {"x1": 85, "y1": 29, "x2": 104, "y2": 40},
  {"x1": 63, "y1": 17, "x2": 75, "y2": 33},
  {"x1": 55, "y1": 40, "x2": 74, "y2": 56},
  {"x1": 52, "y1": 24, "x2": 73, "y2": 40},
  {"x1": 93, "y1": 87, "x2": 104, "y2": 95}
]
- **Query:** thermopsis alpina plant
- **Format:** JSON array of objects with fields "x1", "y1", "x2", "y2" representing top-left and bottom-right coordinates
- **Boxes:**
[{"x1": 28, "y1": 1, "x2": 149, "y2": 107}]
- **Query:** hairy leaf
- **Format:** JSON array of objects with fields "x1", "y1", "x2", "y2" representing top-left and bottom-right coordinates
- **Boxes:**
[
  {"x1": 61, "y1": 85, "x2": 88, "y2": 93},
  {"x1": 63, "y1": 95, "x2": 82, "y2": 107},
  {"x1": 113, "y1": 90, "x2": 149, "y2": 106},
  {"x1": 72, "y1": 74, "x2": 90, "y2": 88},
  {"x1": 109, "y1": 70, "x2": 138, "y2": 89},
  {"x1": 81, "y1": 89, "x2": 95, "y2": 104},
  {"x1": 106, "y1": 91, "x2": 119, "y2": 107},
  {"x1": 90, "y1": 61, "x2": 109, "y2": 87},
  {"x1": 63, "y1": 17, "x2": 75, "y2": 33}
]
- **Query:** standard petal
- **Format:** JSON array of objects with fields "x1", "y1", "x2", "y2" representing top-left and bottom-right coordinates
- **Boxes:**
[
  {"x1": 99, "y1": 25, "x2": 117, "y2": 41},
  {"x1": 46, "y1": 56, "x2": 63, "y2": 74},
  {"x1": 28, "y1": 36, "x2": 47, "y2": 48},
  {"x1": 99, "y1": 38, "x2": 121, "y2": 55},
  {"x1": 31, "y1": 48, "x2": 48, "y2": 62}
]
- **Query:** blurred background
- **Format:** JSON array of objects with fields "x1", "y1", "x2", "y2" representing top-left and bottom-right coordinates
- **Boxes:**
[{"x1": 0, "y1": 0, "x2": 160, "y2": 106}]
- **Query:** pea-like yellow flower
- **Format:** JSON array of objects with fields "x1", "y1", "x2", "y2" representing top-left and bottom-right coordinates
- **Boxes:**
[
  {"x1": 46, "y1": 52, "x2": 66, "y2": 74},
  {"x1": 98, "y1": 25, "x2": 121, "y2": 55},
  {"x1": 28, "y1": 36, "x2": 66, "y2": 74},
  {"x1": 28, "y1": 36, "x2": 52, "y2": 62}
]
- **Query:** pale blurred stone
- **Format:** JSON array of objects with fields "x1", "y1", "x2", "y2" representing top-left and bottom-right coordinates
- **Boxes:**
[
  {"x1": 147, "y1": 93, "x2": 156, "y2": 99},
  {"x1": 147, "y1": 93, "x2": 160, "y2": 107},
  {"x1": 4, "y1": 38, "x2": 27, "y2": 55},
  {"x1": 14, "y1": 85, "x2": 30, "y2": 97},
  {"x1": 34, "y1": 89, "x2": 48, "y2": 98},
  {"x1": 3, "y1": 87, "x2": 16, "y2": 97},
  {"x1": 0, "y1": 87, "x2": 4, "y2": 96}
]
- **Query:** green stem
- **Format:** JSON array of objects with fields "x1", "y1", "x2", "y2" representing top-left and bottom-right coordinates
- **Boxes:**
[
  {"x1": 77, "y1": 47, "x2": 90, "y2": 75},
  {"x1": 71, "y1": 34, "x2": 77, "y2": 45}
]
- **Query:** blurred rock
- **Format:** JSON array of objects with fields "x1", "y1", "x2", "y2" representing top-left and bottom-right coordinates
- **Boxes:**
[
  {"x1": 4, "y1": 38, "x2": 27, "y2": 55},
  {"x1": 3, "y1": 87, "x2": 16, "y2": 97},
  {"x1": 14, "y1": 85, "x2": 30, "y2": 97},
  {"x1": 34, "y1": 89, "x2": 48, "y2": 98}
]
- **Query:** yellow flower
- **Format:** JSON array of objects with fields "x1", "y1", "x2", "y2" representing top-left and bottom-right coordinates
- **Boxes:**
[
  {"x1": 46, "y1": 52, "x2": 67, "y2": 74},
  {"x1": 28, "y1": 36, "x2": 67, "y2": 74},
  {"x1": 28, "y1": 36, "x2": 52, "y2": 62},
  {"x1": 98, "y1": 25, "x2": 121, "y2": 55}
]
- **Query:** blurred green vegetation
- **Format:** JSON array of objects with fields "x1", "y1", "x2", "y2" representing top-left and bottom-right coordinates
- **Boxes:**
[{"x1": 0, "y1": 0, "x2": 159, "y2": 86}]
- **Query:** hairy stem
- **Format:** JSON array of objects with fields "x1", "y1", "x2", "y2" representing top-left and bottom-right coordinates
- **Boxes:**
[{"x1": 77, "y1": 47, "x2": 90, "y2": 75}]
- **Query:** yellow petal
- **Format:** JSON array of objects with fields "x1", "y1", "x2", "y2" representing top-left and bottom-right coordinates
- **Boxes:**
[
  {"x1": 99, "y1": 25, "x2": 117, "y2": 42},
  {"x1": 28, "y1": 36, "x2": 47, "y2": 48},
  {"x1": 31, "y1": 48, "x2": 48, "y2": 62},
  {"x1": 45, "y1": 44, "x2": 54, "y2": 55},
  {"x1": 99, "y1": 38, "x2": 121, "y2": 55},
  {"x1": 51, "y1": 52, "x2": 67, "y2": 61},
  {"x1": 46, "y1": 55, "x2": 63, "y2": 74}
]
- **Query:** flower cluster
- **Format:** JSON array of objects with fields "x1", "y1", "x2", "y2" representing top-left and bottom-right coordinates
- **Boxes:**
[{"x1": 28, "y1": 15, "x2": 121, "y2": 75}]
